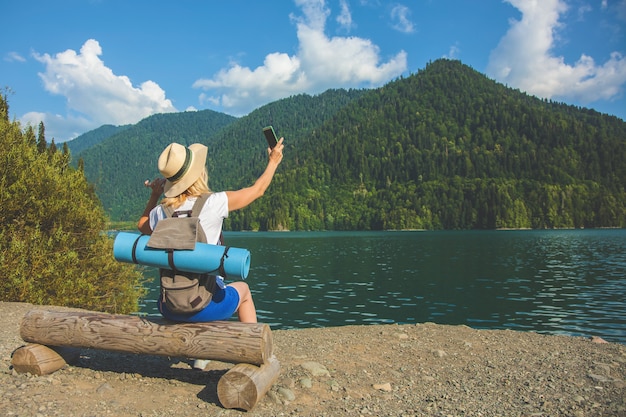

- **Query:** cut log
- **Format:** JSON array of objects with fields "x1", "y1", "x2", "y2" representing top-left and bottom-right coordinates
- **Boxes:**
[
  {"x1": 217, "y1": 355, "x2": 281, "y2": 411},
  {"x1": 12, "y1": 343, "x2": 80, "y2": 375},
  {"x1": 20, "y1": 309, "x2": 273, "y2": 365}
]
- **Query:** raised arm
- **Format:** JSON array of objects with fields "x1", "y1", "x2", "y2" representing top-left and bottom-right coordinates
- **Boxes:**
[
  {"x1": 226, "y1": 137, "x2": 284, "y2": 211},
  {"x1": 137, "y1": 178, "x2": 166, "y2": 235}
]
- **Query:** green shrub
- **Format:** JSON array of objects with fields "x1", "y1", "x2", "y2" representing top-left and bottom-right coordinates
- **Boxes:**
[{"x1": 0, "y1": 94, "x2": 145, "y2": 313}]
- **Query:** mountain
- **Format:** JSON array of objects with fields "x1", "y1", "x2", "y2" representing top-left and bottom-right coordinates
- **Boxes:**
[
  {"x1": 230, "y1": 59, "x2": 626, "y2": 230},
  {"x1": 73, "y1": 59, "x2": 626, "y2": 230},
  {"x1": 73, "y1": 109, "x2": 238, "y2": 220},
  {"x1": 66, "y1": 124, "x2": 131, "y2": 157},
  {"x1": 72, "y1": 88, "x2": 365, "y2": 220}
]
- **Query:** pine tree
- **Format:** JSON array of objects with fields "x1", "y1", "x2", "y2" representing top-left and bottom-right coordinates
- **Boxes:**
[{"x1": 37, "y1": 121, "x2": 47, "y2": 153}]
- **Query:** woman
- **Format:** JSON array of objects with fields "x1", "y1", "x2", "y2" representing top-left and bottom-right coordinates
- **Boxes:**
[{"x1": 138, "y1": 137, "x2": 284, "y2": 326}]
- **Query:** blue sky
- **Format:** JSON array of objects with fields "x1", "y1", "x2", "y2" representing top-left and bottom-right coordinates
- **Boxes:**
[{"x1": 2, "y1": 0, "x2": 625, "y2": 142}]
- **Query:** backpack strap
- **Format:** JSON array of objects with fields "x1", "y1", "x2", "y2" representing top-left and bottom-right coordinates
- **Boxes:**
[
  {"x1": 218, "y1": 246, "x2": 230, "y2": 276},
  {"x1": 161, "y1": 193, "x2": 211, "y2": 219},
  {"x1": 190, "y1": 193, "x2": 211, "y2": 217},
  {"x1": 162, "y1": 203, "x2": 175, "y2": 218},
  {"x1": 190, "y1": 194, "x2": 229, "y2": 275}
]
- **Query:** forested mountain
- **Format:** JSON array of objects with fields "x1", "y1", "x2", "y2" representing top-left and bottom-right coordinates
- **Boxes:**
[
  {"x1": 74, "y1": 109, "x2": 238, "y2": 220},
  {"x1": 230, "y1": 59, "x2": 626, "y2": 230},
  {"x1": 66, "y1": 124, "x2": 131, "y2": 157},
  {"x1": 73, "y1": 59, "x2": 626, "y2": 230},
  {"x1": 74, "y1": 88, "x2": 366, "y2": 220},
  {"x1": 204, "y1": 88, "x2": 366, "y2": 192}
]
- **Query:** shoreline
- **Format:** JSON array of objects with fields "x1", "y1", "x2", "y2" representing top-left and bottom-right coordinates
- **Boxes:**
[{"x1": 1, "y1": 302, "x2": 625, "y2": 416}]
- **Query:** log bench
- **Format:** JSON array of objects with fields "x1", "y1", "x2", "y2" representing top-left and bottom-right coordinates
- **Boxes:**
[{"x1": 11, "y1": 309, "x2": 280, "y2": 411}]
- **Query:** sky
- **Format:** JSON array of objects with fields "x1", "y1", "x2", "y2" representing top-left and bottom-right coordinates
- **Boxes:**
[{"x1": 2, "y1": 0, "x2": 626, "y2": 143}]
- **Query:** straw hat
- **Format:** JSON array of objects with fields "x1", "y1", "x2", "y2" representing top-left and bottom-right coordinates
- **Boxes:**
[{"x1": 158, "y1": 143, "x2": 208, "y2": 197}]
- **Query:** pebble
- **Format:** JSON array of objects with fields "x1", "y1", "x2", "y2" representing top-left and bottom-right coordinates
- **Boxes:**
[
  {"x1": 277, "y1": 386, "x2": 296, "y2": 402},
  {"x1": 300, "y1": 361, "x2": 330, "y2": 377},
  {"x1": 433, "y1": 349, "x2": 447, "y2": 358},
  {"x1": 587, "y1": 373, "x2": 610, "y2": 382},
  {"x1": 96, "y1": 382, "x2": 113, "y2": 394},
  {"x1": 373, "y1": 382, "x2": 392, "y2": 392}
]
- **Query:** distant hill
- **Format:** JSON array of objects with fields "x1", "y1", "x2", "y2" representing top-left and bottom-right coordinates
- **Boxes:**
[
  {"x1": 72, "y1": 88, "x2": 366, "y2": 220},
  {"x1": 72, "y1": 109, "x2": 238, "y2": 219},
  {"x1": 66, "y1": 124, "x2": 131, "y2": 158},
  {"x1": 72, "y1": 59, "x2": 626, "y2": 230}
]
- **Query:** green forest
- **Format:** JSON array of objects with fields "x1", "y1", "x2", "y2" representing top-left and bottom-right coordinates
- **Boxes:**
[{"x1": 73, "y1": 59, "x2": 626, "y2": 231}]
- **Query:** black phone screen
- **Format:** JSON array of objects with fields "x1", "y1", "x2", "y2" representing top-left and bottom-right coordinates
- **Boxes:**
[{"x1": 263, "y1": 126, "x2": 278, "y2": 149}]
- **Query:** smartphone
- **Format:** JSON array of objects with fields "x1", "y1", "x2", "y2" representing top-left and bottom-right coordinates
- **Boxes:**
[{"x1": 263, "y1": 126, "x2": 278, "y2": 149}]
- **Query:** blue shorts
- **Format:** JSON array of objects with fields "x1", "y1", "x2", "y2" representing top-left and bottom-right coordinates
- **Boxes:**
[{"x1": 158, "y1": 285, "x2": 240, "y2": 322}]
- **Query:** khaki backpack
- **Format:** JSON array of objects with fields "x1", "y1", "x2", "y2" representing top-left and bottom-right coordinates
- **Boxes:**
[{"x1": 146, "y1": 194, "x2": 225, "y2": 314}]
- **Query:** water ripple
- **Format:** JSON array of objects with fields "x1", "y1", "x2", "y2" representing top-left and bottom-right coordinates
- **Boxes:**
[{"x1": 137, "y1": 230, "x2": 626, "y2": 344}]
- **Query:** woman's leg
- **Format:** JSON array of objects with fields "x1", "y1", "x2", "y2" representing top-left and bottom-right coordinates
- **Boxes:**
[{"x1": 228, "y1": 281, "x2": 257, "y2": 323}]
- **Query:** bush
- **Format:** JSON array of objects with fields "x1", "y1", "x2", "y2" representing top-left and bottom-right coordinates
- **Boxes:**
[{"x1": 0, "y1": 94, "x2": 145, "y2": 313}]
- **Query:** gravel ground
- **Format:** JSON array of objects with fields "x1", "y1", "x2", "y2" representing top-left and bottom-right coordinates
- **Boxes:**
[{"x1": 1, "y1": 302, "x2": 625, "y2": 417}]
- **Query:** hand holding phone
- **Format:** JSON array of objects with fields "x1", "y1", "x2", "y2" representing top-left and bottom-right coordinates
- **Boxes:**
[{"x1": 263, "y1": 126, "x2": 278, "y2": 149}]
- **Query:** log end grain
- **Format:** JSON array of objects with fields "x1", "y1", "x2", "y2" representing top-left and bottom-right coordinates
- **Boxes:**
[
  {"x1": 217, "y1": 356, "x2": 280, "y2": 411},
  {"x1": 12, "y1": 344, "x2": 80, "y2": 376}
]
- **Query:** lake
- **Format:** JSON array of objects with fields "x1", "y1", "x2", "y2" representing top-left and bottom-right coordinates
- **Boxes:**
[{"x1": 137, "y1": 229, "x2": 626, "y2": 344}]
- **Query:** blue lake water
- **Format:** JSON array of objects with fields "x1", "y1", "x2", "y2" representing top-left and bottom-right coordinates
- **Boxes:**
[{"x1": 137, "y1": 229, "x2": 626, "y2": 344}]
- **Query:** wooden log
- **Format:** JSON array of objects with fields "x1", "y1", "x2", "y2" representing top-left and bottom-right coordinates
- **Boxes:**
[
  {"x1": 12, "y1": 343, "x2": 80, "y2": 375},
  {"x1": 218, "y1": 355, "x2": 281, "y2": 411},
  {"x1": 20, "y1": 309, "x2": 273, "y2": 365}
]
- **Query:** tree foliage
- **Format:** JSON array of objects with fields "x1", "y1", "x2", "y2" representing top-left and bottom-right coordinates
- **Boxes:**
[
  {"x1": 0, "y1": 94, "x2": 145, "y2": 313},
  {"x1": 229, "y1": 60, "x2": 626, "y2": 230},
  {"x1": 66, "y1": 124, "x2": 131, "y2": 156}
]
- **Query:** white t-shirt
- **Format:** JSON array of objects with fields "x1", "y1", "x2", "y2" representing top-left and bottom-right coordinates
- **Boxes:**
[{"x1": 148, "y1": 192, "x2": 229, "y2": 288}]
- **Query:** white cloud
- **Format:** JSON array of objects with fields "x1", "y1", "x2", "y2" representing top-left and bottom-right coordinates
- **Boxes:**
[
  {"x1": 31, "y1": 39, "x2": 176, "y2": 140},
  {"x1": 487, "y1": 0, "x2": 626, "y2": 104},
  {"x1": 576, "y1": 4, "x2": 592, "y2": 21},
  {"x1": 20, "y1": 111, "x2": 94, "y2": 143},
  {"x1": 617, "y1": 0, "x2": 626, "y2": 21},
  {"x1": 4, "y1": 52, "x2": 26, "y2": 63},
  {"x1": 193, "y1": 0, "x2": 407, "y2": 115},
  {"x1": 445, "y1": 44, "x2": 461, "y2": 60},
  {"x1": 193, "y1": 52, "x2": 306, "y2": 112},
  {"x1": 337, "y1": 0, "x2": 354, "y2": 31},
  {"x1": 390, "y1": 4, "x2": 415, "y2": 34}
]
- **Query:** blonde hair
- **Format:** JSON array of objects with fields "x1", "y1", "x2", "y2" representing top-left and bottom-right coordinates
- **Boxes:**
[{"x1": 161, "y1": 168, "x2": 211, "y2": 209}]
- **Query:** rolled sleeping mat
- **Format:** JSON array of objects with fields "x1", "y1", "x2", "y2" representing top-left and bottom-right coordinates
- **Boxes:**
[{"x1": 113, "y1": 232, "x2": 250, "y2": 279}]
